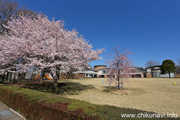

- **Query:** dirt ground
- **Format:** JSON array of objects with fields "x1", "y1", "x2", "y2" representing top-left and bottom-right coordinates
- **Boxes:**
[{"x1": 61, "y1": 78, "x2": 180, "y2": 116}]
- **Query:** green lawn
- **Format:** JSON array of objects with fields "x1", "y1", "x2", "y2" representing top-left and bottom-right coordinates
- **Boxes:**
[
  {"x1": 61, "y1": 78, "x2": 180, "y2": 116},
  {"x1": 0, "y1": 78, "x2": 179, "y2": 120},
  {"x1": 0, "y1": 83, "x2": 170, "y2": 120}
]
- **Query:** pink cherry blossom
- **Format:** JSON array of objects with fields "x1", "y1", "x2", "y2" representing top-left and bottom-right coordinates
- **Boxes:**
[
  {"x1": 107, "y1": 46, "x2": 133, "y2": 89},
  {"x1": 0, "y1": 14, "x2": 103, "y2": 92}
]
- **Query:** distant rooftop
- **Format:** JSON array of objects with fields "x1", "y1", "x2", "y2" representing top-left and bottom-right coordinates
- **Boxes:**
[
  {"x1": 145, "y1": 65, "x2": 162, "y2": 69},
  {"x1": 94, "y1": 65, "x2": 107, "y2": 67}
]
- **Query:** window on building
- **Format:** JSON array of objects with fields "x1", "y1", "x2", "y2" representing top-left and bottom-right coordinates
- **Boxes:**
[{"x1": 102, "y1": 70, "x2": 106, "y2": 74}]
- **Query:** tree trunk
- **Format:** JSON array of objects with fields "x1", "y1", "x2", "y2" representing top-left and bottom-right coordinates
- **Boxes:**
[
  {"x1": 169, "y1": 72, "x2": 171, "y2": 78},
  {"x1": 7, "y1": 72, "x2": 10, "y2": 82},
  {"x1": 117, "y1": 77, "x2": 120, "y2": 89},
  {"x1": 9, "y1": 73, "x2": 11, "y2": 82},
  {"x1": 1, "y1": 72, "x2": 5, "y2": 84},
  {"x1": 56, "y1": 70, "x2": 59, "y2": 80},
  {"x1": 54, "y1": 78, "x2": 58, "y2": 93},
  {"x1": 67, "y1": 72, "x2": 70, "y2": 79},
  {"x1": 70, "y1": 71, "x2": 74, "y2": 79},
  {"x1": 13, "y1": 77, "x2": 16, "y2": 83},
  {"x1": 40, "y1": 71, "x2": 44, "y2": 84},
  {"x1": 13, "y1": 73, "x2": 16, "y2": 83},
  {"x1": 50, "y1": 72, "x2": 59, "y2": 93}
]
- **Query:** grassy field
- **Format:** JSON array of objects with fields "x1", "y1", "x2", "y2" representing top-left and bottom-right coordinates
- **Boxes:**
[
  {"x1": 60, "y1": 78, "x2": 180, "y2": 116},
  {"x1": 1, "y1": 78, "x2": 180, "y2": 119},
  {"x1": 0, "y1": 82, "x2": 162, "y2": 120}
]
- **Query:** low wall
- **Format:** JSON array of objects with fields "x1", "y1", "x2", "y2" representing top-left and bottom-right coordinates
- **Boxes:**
[
  {"x1": 175, "y1": 74, "x2": 180, "y2": 78},
  {"x1": 59, "y1": 73, "x2": 86, "y2": 79},
  {"x1": 146, "y1": 73, "x2": 152, "y2": 78}
]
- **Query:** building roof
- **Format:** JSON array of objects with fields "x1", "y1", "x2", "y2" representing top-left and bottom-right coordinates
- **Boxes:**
[
  {"x1": 94, "y1": 65, "x2": 107, "y2": 67},
  {"x1": 145, "y1": 65, "x2": 162, "y2": 70},
  {"x1": 129, "y1": 67, "x2": 143, "y2": 69},
  {"x1": 96, "y1": 68, "x2": 109, "y2": 71}
]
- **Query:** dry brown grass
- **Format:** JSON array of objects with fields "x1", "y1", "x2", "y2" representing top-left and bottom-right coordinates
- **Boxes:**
[{"x1": 61, "y1": 78, "x2": 180, "y2": 115}]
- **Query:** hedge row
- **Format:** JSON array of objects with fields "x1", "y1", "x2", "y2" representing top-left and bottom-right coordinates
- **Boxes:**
[{"x1": 0, "y1": 88, "x2": 98, "y2": 120}]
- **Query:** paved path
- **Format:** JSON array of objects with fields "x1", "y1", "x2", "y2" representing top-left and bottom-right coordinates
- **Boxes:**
[{"x1": 0, "y1": 102, "x2": 25, "y2": 120}]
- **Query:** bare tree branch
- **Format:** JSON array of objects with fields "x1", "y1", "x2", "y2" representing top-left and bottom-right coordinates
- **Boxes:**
[
  {"x1": 145, "y1": 60, "x2": 160, "y2": 68},
  {"x1": 0, "y1": 0, "x2": 36, "y2": 34}
]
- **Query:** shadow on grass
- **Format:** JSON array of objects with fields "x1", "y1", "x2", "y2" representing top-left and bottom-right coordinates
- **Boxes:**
[
  {"x1": 103, "y1": 86, "x2": 145, "y2": 95},
  {"x1": 20, "y1": 81, "x2": 94, "y2": 95}
]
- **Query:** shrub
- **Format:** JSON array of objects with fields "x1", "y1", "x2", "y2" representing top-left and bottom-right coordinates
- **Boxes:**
[{"x1": 0, "y1": 88, "x2": 98, "y2": 120}]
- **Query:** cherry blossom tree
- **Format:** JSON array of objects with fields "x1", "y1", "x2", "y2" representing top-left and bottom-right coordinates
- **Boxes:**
[
  {"x1": 107, "y1": 46, "x2": 133, "y2": 90},
  {"x1": 0, "y1": 14, "x2": 103, "y2": 92}
]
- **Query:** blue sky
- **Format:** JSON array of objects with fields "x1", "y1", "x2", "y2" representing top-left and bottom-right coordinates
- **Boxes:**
[{"x1": 18, "y1": 0, "x2": 180, "y2": 67}]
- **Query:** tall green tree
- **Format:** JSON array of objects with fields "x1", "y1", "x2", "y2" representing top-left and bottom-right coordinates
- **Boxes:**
[{"x1": 161, "y1": 59, "x2": 176, "y2": 78}]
